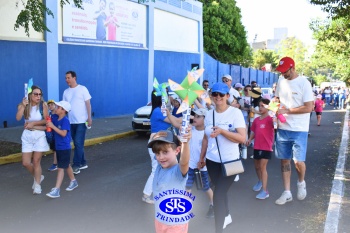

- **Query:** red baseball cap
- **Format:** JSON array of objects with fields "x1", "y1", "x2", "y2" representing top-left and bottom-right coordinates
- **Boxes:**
[{"x1": 276, "y1": 57, "x2": 295, "y2": 73}]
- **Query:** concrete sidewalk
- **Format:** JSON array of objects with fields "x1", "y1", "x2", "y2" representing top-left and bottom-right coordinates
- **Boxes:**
[{"x1": 0, "y1": 114, "x2": 136, "y2": 164}]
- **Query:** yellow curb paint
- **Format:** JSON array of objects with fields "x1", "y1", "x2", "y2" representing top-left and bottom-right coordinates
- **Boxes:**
[{"x1": 0, "y1": 131, "x2": 136, "y2": 165}]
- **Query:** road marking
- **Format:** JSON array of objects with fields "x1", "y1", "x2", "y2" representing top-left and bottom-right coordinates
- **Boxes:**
[{"x1": 324, "y1": 110, "x2": 349, "y2": 233}]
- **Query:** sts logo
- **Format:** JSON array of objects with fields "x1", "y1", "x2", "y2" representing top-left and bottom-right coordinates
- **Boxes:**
[{"x1": 159, "y1": 198, "x2": 192, "y2": 215}]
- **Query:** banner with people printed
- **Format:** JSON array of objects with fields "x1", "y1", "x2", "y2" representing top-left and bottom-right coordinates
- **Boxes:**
[{"x1": 62, "y1": 0, "x2": 146, "y2": 48}]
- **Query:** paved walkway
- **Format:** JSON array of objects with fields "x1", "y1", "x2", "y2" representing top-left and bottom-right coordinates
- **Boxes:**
[{"x1": 0, "y1": 114, "x2": 135, "y2": 164}]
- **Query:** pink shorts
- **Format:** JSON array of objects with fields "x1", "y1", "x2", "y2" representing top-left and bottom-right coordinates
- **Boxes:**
[{"x1": 155, "y1": 219, "x2": 188, "y2": 233}]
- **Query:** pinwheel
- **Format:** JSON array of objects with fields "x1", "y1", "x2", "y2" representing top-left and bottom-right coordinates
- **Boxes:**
[
  {"x1": 168, "y1": 67, "x2": 208, "y2": 141},
  {"x1": 264, "y1": 101, "x2": 286, "y2": 123},
  {"x1": 153, "y1": 78, "x2": 169, "y2": 116},
  {"x1": 24, "y1": 78, "x2": 33, "y2": 100},
  {"x1": 168, "y1": 67, "x2": 207, "y2": 114}
]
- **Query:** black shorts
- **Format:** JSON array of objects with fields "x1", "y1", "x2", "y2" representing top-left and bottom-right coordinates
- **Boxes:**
[
  {"x1": 315, "y1": 112, "x2": 322, "y2": 116},
  {"x1": 49, "y1": 140, "x2": 56, "y2": 151},
  {"x1": 253, "y1": 149, "x2": 272, "y2": 160},
  {"x1": 56, "y1": 149, "x2": 71, "y2": 169}
]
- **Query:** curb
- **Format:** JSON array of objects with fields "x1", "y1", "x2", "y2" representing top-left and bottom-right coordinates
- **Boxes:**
[{"x1": 0, "y1": 131, "x2": 136, "y2": 166}]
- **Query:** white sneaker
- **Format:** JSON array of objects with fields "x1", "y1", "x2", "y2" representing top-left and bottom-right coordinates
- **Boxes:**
[
  {"x1": 297, "y1": 181, "x2": 307, "y2": 200},
  {"x1": 275, "y1": 191, "x2": 293, "y2": 205},
  {"x1": 33, "y1": 183, "x2": 42, "y2": 195},
  {"x1": 234, "y1": 175, "x2": 239, "y2": 182},
  {"x1": 223, "y1": 214, "x2": 232, "y2": 229},
  {"x1": 32, "y1": 175, "x2": 44, "y2": 189}
]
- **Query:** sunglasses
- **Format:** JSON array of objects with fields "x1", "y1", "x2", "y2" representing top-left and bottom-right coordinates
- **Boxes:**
[
  {"x1": 212, "y1": 92, "x2": 226, "y2": 97},
  {"x1": 32, "y1": 93, "x2": 42, "y2": 96},
  {"x1": 222, "y1": 79, "x2": 231, "y2": 83}
]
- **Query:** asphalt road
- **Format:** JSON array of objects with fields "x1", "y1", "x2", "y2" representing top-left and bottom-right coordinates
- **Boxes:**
[{"x1": 0, "y1": 107, "x2": 348, "y2": 233}]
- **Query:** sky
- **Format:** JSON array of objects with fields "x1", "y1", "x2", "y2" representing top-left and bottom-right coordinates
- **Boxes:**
[{"x1": 235, "y1": 0, "x2": 328, "y2": 46}]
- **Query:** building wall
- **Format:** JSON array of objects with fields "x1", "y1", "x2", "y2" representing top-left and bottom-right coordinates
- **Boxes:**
[
  {"x1": 58, "y1": 44, "x2": 149, "y2": 118},
  {"x1": 0, "y1": 0, "x2": 278, "y2": 128},
  {"x1": 0, "y1": 41, "x2": 47, "y2": 128}
]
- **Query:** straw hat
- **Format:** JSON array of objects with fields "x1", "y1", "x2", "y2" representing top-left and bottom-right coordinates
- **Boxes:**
[{"x1": 249, "y1": 87, "x2": 262, "y2": 98}]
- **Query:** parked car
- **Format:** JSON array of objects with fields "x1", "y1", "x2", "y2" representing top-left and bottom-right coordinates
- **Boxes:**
[
  {"x1": 261, "y1": 87, "x2": 273, "y2": 99},
  {"x1": 132, "y1": 102, "x2": 152, "y2": 135},
  {"x1": 132, "y1": 92, "x2": 177, "y2": 135}
]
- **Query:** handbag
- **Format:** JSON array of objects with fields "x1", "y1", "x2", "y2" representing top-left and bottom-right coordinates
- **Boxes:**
[{"x1": 213, "y1": 110, "x2": 244, "y2": 177}]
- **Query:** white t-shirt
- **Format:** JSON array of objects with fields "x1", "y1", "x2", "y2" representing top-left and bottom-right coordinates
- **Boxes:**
[
  {"x1": 63, "y1": 85, "x2": 92, "y2": 124},
  {"x1": 189, "y1": 127, "x2": 207, "y2": 171},
  {"x1": 228, "y1": 87, "x2": 240, "y2": 104},
  {"x1": 204, "y1": 107, "x2": 246, "y2": 163},
  {"x1": 324, "y1": 89, "x2": 331, "y2": 97},
  {"x1": 275, "y1": 76, "x2": 314, "y2": 132}
]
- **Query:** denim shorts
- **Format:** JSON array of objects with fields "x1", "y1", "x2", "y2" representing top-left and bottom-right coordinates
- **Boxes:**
[
  {"x1": 57, "y1": 149, "x2": 71, "y2": 169},
  {"x1": 186, "y1": 168, "x2": 211, "y2": 191},
  {"x1": 275, "y1": 129, "x2": 308, "y2": 162}
]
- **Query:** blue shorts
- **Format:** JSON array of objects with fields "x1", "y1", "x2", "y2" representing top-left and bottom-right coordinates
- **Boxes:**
[
  {"x1": 275, "y1": 129, "x2": 308, "y2": 162},
  {"x1": 56, "y1": 149, "x2": 71, "y2": 169},
  {"x1": 186, "y1": 168, "x2": 211, "y2": 191}
]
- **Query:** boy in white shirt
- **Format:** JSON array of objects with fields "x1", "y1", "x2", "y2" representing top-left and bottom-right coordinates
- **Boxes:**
[{"x1": 185, "y1": 108, "x2": 214, "y2": 218}]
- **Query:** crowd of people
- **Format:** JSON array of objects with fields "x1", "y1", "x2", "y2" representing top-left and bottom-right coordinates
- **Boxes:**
[
  {"x1": 143, "y1": 57, "x2": 320, "y2": 233},
  {"x1": 315, "y1": 86, "x2": 350, "y2": 110},
  {"x1": 15, "y1": 58, "x2": 346, "y2": 232}
]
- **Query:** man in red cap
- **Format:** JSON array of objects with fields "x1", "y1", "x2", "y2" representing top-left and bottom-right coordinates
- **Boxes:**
[{"x1": 274, "y1": 57, "x2": 314, "y2": 205}]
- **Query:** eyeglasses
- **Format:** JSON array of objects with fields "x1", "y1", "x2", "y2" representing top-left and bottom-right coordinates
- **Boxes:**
[
  {"x1": 212, "y1": 92, "x2": 226, "y2": 97},
  {"x1": 32, "y1": 93, "x2": 42, "y2": 96},
  {"x1": 222, "y1": 79, "x2": 231, "y2": 83},
  {"x1": 203, "y1": 84, "x2": 209, "y2": 87}
]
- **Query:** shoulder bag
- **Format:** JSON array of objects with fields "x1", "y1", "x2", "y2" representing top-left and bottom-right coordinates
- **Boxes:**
[{"x1": 213, "y1": 110, "x2": 244, "y2": 177}]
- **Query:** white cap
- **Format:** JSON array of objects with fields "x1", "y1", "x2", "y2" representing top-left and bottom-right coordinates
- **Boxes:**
[{"x1": 55, "y1": 101, "x2": 71, "y2": 112}]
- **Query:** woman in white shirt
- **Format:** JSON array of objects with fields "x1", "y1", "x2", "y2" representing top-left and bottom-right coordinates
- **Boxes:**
[
  {"x1": 199, "y1": 82, "x2": 246, "y2": 233},
  {"x1": 16, "y1": 86, "x2": 49, "y2": 194}
]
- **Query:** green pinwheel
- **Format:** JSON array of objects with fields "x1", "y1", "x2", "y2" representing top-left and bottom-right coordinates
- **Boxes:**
[{"x1": 168, "y1": 67, "x2": 207, "y2": 113}]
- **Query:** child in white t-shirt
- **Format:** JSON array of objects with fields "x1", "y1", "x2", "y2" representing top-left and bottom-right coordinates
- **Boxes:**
[{"x1": 185, "y1": 108, "x2": 214, "y2": 218}]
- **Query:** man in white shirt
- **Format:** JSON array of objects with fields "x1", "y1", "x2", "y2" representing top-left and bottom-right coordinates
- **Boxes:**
[
  {"x1": 274, "y1": 57, "x2": 314, "y2": 205},
  {"x1": 222, "y1": 74, "x2": 240, "y2": 108},
  {"x1": 63, "y1": 71, "x2": 92, "y2": 175}
]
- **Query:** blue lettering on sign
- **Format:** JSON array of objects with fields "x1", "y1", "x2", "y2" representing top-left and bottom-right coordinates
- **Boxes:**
[
  {"x1": 132, "y1": 11, "x2": 138, "y2": 19},
  {"x1": 159, "y1": 198, "x2": 192, "y2": 215}
]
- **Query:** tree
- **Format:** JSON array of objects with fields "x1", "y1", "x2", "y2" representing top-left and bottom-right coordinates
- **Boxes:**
[
  {"x1": 310, "y1": 17, "x2": 350, "y2": 84},
  {"x1": 200, "y1": 0, "x2": 252, "y2": 65},
  {"x1": 275, "y1": 37, "x2": 309, "y2": 75},
  {"x1": 251, "y1": 49, "x2": 278, "y2": 70},
  {"x1": 15, "y1": 0, "x2": 83, "y2": 37},
  {"x1": 309, "y1": 0, "x2": 350, "y2": 19}
]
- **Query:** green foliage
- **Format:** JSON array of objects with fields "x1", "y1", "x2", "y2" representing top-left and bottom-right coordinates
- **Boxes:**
[
  {"x1": 200, "y1": 0, "x2": 252, "y2": 65},
  {"x1": 15, "y1": 0, "x2": 83, "y2": 37},
  {"x1": 309, "y1": 0, "x2": 350, "y2": 19},
  {"x1": 275, "y1": 37, "x2": 309, "y2": 74},
  {"x1": 313, "y1": 74, "x2": 328, "y2": 86},
  {"x1": 252, "y1": 49, "x2": 278, "y2": 70},
  {"x1": 310, "y1": 17, "x2": 350, "y2": 85}
]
